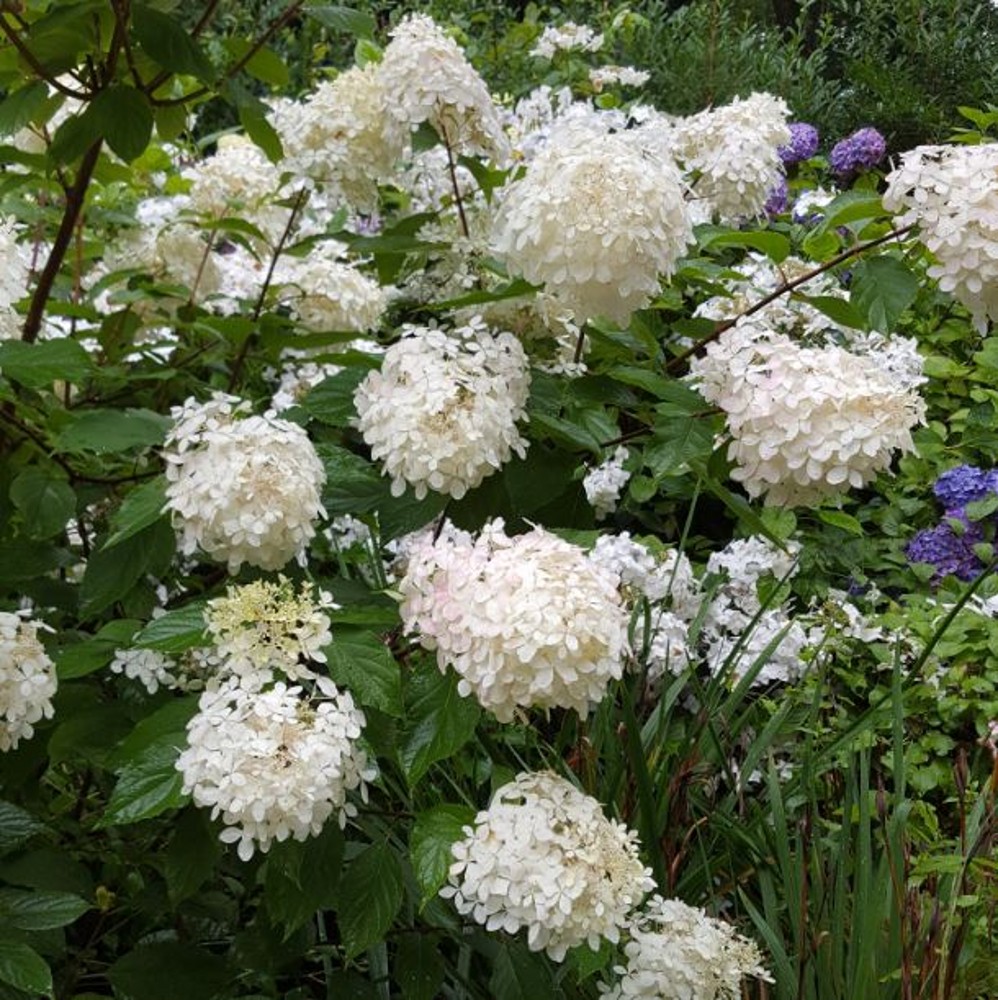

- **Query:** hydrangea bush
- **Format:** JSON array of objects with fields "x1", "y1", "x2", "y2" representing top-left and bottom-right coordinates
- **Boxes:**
[{"x1": 0, "y1": 5, "x2": 996, "y2": 1000}]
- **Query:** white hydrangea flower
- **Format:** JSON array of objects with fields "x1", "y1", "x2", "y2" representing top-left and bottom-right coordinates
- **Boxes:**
[
  {"x1": 110, "y1": 648, "x2": 179, "y2": 694},
  {"x1": 642, "y1": 611, "x2": 693, "y2": 690},
  {"x1": 689, "y1": 322, "x2": 926, "y2": 506},
  {"x1": 492, "y1": 125, "x2": 692, "y2": 325},
  {"x1": 531, "y1": 22, "x2": 604, "y2": 59},
  {"x1": 177, "y1": 677, "x2": 375, "y2": 861},
  {"x1": 883, "y1": 143, "x2": 998, "y2": 332},
  {"x1": 0, "y1": 219, "x2": 31, "y2": 339},
  {"x1": 327, "y1": 514, "x2": 373, "y2": 551},
  {"x1": 399, "y1": 520, "x2": 629, "y2": 721},
  {"x1": 705, "y1": 606, "x2": 810, "y2": 687},
  {"x1": 590, "y1": 534, "x2": 701, "y2": 616},
  {"x1": 205, "y1": 577, "x2": 336, "y2": 688},
  {"x1": 186, "y1": 133, "x2": 284, "y2": 219},
  {"x1": 379, "y1": 13, "x2": 509, "y2": 161},
  {"x1": 163, "y1": 393, "x2": 326, "y2": 572},
  {"x1": 354, "y1": 319, "x2": 531, "y2": 500},
  {"x1": 0, "y1": 611, "x2": 57, "y2": 751},
  {"x1": 443, "y1": 771, "x2": 654, "y2": 961},
  {"x1": 268, "y1": 63, "x2": 407, "y2": 208},
  {"x1": 599, "y1": 895, "x2": 771, "y2": 999},
  {"x1": 672, "y1": 92, "x2": 791, "y2": 222},
  {"x1": 270, "y1": 360, "x2": 343, "y2": 412},
  {"x1": 274, "y1": 242, "x2": 387, "y2": 334},
  {"x1": 589, "y1": 66, "x2": 650, "y2": 91},
  {"x1": 584, "y1": 448, "x2": 632, "y2": 519}
]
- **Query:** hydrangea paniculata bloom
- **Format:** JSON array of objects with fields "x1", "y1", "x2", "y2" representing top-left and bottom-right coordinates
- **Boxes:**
[
  {"x1": 0, "y1": 611, "x2": 57, "y2": 751},
  {"x1": 671, "y1": 92, "x2": 791, "y2": 222},
  {"x1": 163, "y1": 393, "x2": 326, "y2": 572},
  {"x1": 829, "y1": 127, "x2": 886, "y2": 177},
  {"x1": 584, "y1": 447, "x2": 632, "y2": 520},
  {"x1": 599, "y1": 895, "x2": 771, "y2": 999},
  {"x1": 378, "y1": 14, "x2": 509, "y2": 161},
  {"x1": 205, "y1": 577, "x2": 336, "y2": 688},
  {"x1": 883, "y1": 142, "x2": 998, "y2": 332},
  {"x1": 354, "y1": 320, "x2": 530, "y2": 500},
  {"x1": 399, "y1": 520, "x2": 629, "y2": 721},
  {"x1": 531, "y1": 22, "x2": 604, "y2": 59},
  {"x1": 778, "y1": 122, "x2": 820, "y2": 165},
  {"x1": 177, "y1": 677, "x2": 375, "y2": 861},
  {"x1": 492, "y1": 124, "x2": 692, "y2": 325},
  {"x1": 443, "y1": 772, "x2": 654, "y2": 960},
  {"x1": 689, "y1": 323, "x2": 926, "y2": 506}
]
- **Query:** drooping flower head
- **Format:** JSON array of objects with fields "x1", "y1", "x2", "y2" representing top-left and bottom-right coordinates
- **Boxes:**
[
  {"x1": 163, "y1": 393, "x2": 326, "y2": 572},
  {"x1": 177, "y1": 677, "x2": 375, "y2": 860},
  {"x1": 0, "y1": 611, "x2": 57, "y2": 751},
  {"x1": 354, "y1": 319, "x2": 530, "y2": 500},
  {"x1": 443, "y1": 771, "x2": 655, "y2": 960},
  {"x1": 399, "y1": 519, "x2": 629, "y2": 721},
  {"x1": 492, "y1": 123, "x2": 692, "y2": 325}
]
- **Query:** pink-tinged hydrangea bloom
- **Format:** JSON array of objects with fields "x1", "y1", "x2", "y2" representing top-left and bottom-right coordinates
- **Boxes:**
[
  {"x1": 399, "y1": 519, "x2": 628, "y2": 721},
  {"x1": 163, "y1": 393, "x2": 326, "y2": 572},
  {"x1": 443, "y1": 772, "x2": 654, "y2": 960}
]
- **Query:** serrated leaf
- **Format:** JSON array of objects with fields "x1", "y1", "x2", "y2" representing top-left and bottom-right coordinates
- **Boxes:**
[
  {"x1": 316, "y1": 443, "x2": 386, "y2": 515},
  {"x1": 0, "y1": 889, "x2": 90, "y2": 931},
  {"x1": 109, "y1": 942, "x2": 230, "y2": 1000},
  {"x1": 104, "y1": 478, "x2": 168, "y2": 548},
  {"x1": 817, "y1": 191, "x2": 886, "y2": 231},
  {"x1": 303, "y1": 367, "x2": 368, "y2": 427},
  {"x1": 816, "y1": 510, "x2": 864, "y2": 536},
  {"x1": 0, "y1": 938, "x2": 52, "y2": 997},
  {"x1": 223, "y1": 39, "x2": 289, "y2": 86},
  {"x1": 163, "y1": 809, "x2": 221, "y2": 904},
  {"x1": 0, "y1": 804, "x2": 46, "y2": 856},
  {"x1": 55, "y1": 408, "x2": 169, "y2": 453},
  {"x1": 0, "y1": 339, "x2": 92, "y2": 388},
  {"x1": 325, "y1": 631, "x2": 402, "y2": 717},
  {"x1": 264, "y1": 825, "x2": 343, "y2": 935},
  {"x1": 698, "y1": 228, "x2": 790, "y2": 263},
  {"x1": 399, "y1": 666, "x2": 480, "y2": 787},
  {"x1": 132, "y1": 603, "x2": 208, "y2": 653},
  {"x1": 409, "y1": 804, "x2": 474, "y2": 904},
  {"x1": 99, "y1": 739, "x2": 187, "y2": 827},
  {"x1": 396, "y1": 933, "x2": 444, "y2": 1000},
  {"x1": 108, "y1": 696, "x2": 198, "y2": 769},
  {"x1": 850, "y1": 256, "x2": 918, "y2": 332},
  {"x1": 794, "y1": 293, "x2": 866, "y2": 330},
  {"x1": 9, "y1": 468, "x2": 75, "y2": 540},
  {"x1": 48, "y1": 111, "x2": 102, "y2": 165},
  {"x1": 238, "y1": 99, "x2": 283, "y2": 162},
  {"x1": 337, "y1": 842, "x2": 403, "y2": 959},
  {"x1": 306, "y1": 4, "x2": 376, "y2": 38},
  {"x1": 490, "y1": 942, "x2": 555, "y2": 1000},
  {"x1": 54, "y1": 619, "x2": 142, "y2": 681},
  {"x1": 89, "y1": 85, "x2": 152, "y2": 161},
  {"x1": 645, "y1": 418, "x2": 715, "y2": 480},
  {"x1": 133, "y1": 6, "x2": 214, "y2": 82},
  {"x1": 0, "y1": 82, "x2": 49, "y2": 138}
]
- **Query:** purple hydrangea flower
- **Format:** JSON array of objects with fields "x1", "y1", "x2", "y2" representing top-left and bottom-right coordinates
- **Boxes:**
[
  {"x1": 906, "y1": 512, "x2": 986, "y2": 582},
  {"x1": 764, "y1": 175, "x2": 789, "y2": 216},
  {"x1": 778, "y1": 122, "x2": 820, "y2": 165},
  {"x1": 828, "y1": 127, "x2": 886, "y2": 177},
  {"x1": 933, "y1": 465, "x2": 998, "y2": 509}
]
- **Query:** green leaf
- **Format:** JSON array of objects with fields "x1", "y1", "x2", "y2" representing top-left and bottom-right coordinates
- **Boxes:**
[
  {"x1": 794, "y1": 294, "x2": 866, "y2": 330},
  {"x1": 490, "y1": 941, "x2": 555, "y2": 1000},
  {"x1": 0, "y1": 82, "x2": 49, "y2": 138},
  {"x1": 396, "y1": 933, "x2": 445, "y2": 1000},
  {"x1": 108, "y1": 696, "x2": 198, "y2": 769},
  {"x1": 850, "y1": 256, "x2": 919, "y2": 332},
  {"x1": 154, "y1": 102, "x2": 188, "y2": 142},
  {"x1": 48, "y1": 704, "x2": 132, "y2": 765},
  {"x1": 108, "y1": 943, "x2": 230, "y2": 1000},
  {"x1": 0, "y1": 804, "x2": 45, "y2": 856},
  {"x1": 817, "y1": 510, "x2": 865, "y2": 536},
  {"x1": 399, "y1": 666, "x2": 480, "y2": 787},
  {"x1": 409, "y1": 804, "x2": 474, "y2": 905},
  {"x1": 0, "y1": 541, "x2": 63, "y2": 585},
  {"x1": 698, "y1": 227, "x2": 790, "y2": 263},
  {"x1": 303, "y1": 367, "x2": 368, "y2": 427},
  {"x1": 317, "y1": 444, "x2": 386, "y2": 516},
  {"x1": 133, "y1": 603, "x2": 208, "y2": 653},
  {"x1": 133, "y1": 6, "x2": 214, "y2": 83},
  {"x1": 336, "y1": 842, "x2": 403, "y2": 959},
  {"x1": 817, "y1": 190, "x2": 886, "y2": 231},
  {"x1": 306, "y1": 4, "x2": 376, "y2": 38},
  {"x1": 99, "y1": 739, "x2": 187, "y2": 827},
  {"x1": 570, "y1": 938, "x2": 614, "y2": 981},
  {"x1": 89, "y1": 85, "x2": 153, "y2": 161},
  {"x1": 55, "y1": 408, "x2": 169, "y2": 453},
  {"x1": 0, "y1": 889, "x2": 89, "y2": 931},
  {"x1": 0, "y1": 339, "x2": 92, "y2": 389},
  {"x1": 264, "y1": 825, "x2": 343, "y2": 935},
  {"x1": 223, "y1": 39, "x2": 289, "y2": 86},
  {"x1": 104, "y1": 478, "x2": 168, "y2": 548},
  {"x1": 162, "y1": 809, "x2": 221, "y2": 904},
  {"x1": 237, "y1": 99, "x2": 283, "y2": 163},
  {"x1": 645, "y1": 418, "x2": 715, "y2": 480},
  {"x1": 326, "y1": 631, "x2": 402, "y2": 717},
  {"x1": 54, "y1": 620, "x2": 142, "y2": 681},
  {"x1": 0, "y1": 938, "x2": 52, "y2": 997},
  {"x1": 9, "y1": 469, "x2": 75, "y2": 540},
  {"x1": 47, "y1": 110, "x2": 102, "y2": 165}
]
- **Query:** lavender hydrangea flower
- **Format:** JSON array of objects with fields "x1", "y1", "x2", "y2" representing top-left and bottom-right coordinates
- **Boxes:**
[
  {"x1": 906, "y1": 512, "x2": 985, "y2": 582},
  {"x1": 829, "y1": 127, "x2": 886, "y2": 177},
  {"x1": 764, "y1": 175, "x2": 789, "y2": 216},
  {"x1": 933, "y1": 465, "x2": 998, "y2": 509},
  {"x1": 778, "y1": 122, "x2": 819, "y2": 165}
]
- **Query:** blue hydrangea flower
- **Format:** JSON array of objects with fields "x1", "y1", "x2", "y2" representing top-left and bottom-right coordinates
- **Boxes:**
[
  {"x1": 906, "y1": 513, "x2": 985, "y2": 582},
  {"x1": 778, "y1": 122, "x2": 819, "y2": 165},
  {"x1": 829, "y1": 127, "x2": 886, "y2": 177},
  {"x1": 764, "y1": 175, "x2": 789, "y2": 216},
  {"x1": 933, "y1": 465, "x2": 998, "y2": 509}
]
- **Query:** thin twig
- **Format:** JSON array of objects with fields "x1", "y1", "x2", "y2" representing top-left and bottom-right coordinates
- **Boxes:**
[{"x1": 0, "y1": 13, "x2": 90, "y2": 98}]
